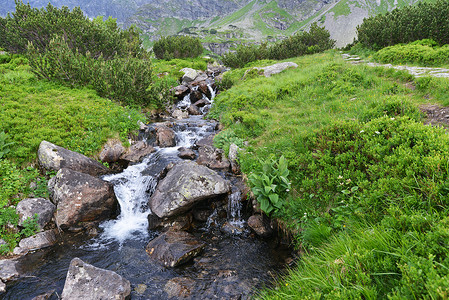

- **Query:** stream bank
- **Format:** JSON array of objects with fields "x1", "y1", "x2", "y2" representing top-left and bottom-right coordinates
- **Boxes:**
[{"x1": 1, "y1": 65, "x2": 293, "y2": 299}]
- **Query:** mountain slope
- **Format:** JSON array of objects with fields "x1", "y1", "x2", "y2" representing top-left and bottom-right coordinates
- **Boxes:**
[{"x1": 1, "y1": 0, "x2": 436, "y2": 49}]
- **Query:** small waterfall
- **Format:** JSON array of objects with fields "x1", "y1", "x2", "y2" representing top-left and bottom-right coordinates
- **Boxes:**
[
  {"x1": 100, "y1": 155, "x2": 158, "y2": 243},
  {"x1": 227, "y1": 191, "x2": 245, "y2": 228}
]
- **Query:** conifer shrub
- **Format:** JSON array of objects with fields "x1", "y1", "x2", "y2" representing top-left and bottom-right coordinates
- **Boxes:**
[
  {"x1": 222, "y1": 23, "x2": 335, "y2": 68},
  {"x1": 357, "y1": 0, "x2": 449, "y2": 50},
  {"x1": 153, "y1": 35, "x2": 204, "y2": 60},
  {"x1": 0, "y1": 1, "x2": 144, "y2": 59}
]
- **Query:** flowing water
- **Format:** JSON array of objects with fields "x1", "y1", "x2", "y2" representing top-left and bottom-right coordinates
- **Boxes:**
[{"x1": 2, "y1": 89, "x2": 290, "y2": 300}]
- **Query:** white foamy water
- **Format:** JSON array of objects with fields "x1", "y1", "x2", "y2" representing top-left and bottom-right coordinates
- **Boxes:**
[
  {"x1": 101, "y1": 156, "x2": 157, "y2": 243},
  {"x1": 98, "y1": 84, "x2": 220, "y2": 244}
]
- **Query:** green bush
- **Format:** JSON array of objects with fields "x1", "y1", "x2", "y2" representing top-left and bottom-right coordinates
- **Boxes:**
[
  {"x1": 222, "y1": 23, "x2": 335, "y2": 68},
  {"x1": 357, "y1": 0, "x2": 449, "y2": 50},
  {"x1": 374, "y1": 42, "x2": 449, "y2": 66},
  {"x1": 0, "y1": 1, "x2": 144, "y2": 59},
  {"x1": 27, "y1": 36, "x2": 162, "y2": 108},
  {"x1": 153, "y1": 35, "x2": 204, "y2": 60}
]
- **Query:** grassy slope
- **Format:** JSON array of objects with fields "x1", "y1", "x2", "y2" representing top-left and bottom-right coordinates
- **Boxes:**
[
  {"x1": 0, "y1": 55, "x2": 145, "y2": 253},
  {"x1": 210, "y1": 50, "x2": 449, "y2": 298}
]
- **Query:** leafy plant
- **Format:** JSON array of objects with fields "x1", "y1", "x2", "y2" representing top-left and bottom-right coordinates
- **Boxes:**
[
  {"x1": 248, "y1": 155, "x2": 290, "y2": 215},
  {"x1": 20, "y1": 214, "x2": 40, "y2": 237},
  {"x1": 213, "y1": 129, "x2": 245, "y2": 155},
  {"x1": 0, "y1": 131, "x2": 14, "y2": 159}
]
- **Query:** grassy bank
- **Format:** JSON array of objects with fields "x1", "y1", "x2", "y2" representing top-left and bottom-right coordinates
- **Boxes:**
[
  {"x1": 0, "y1": 53, "x2": 146, "y2": 253},
  {"x1": 209, "y1": 50, "x2": 449, "y2": 298}
]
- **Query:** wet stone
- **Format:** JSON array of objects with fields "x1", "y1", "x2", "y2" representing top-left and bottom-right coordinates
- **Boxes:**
[
  {"x1": 164, "y1": 277, "x2": 195, "y2": 298},
  {"x1": 145, "y1": 231, "x2": 205, "y2": 267},
  {"x1": 0, "y1": 259, "x2": 19, "y2": 282}
]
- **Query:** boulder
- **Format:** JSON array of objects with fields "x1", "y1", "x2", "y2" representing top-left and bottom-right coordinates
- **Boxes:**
[
  {"x1": 164, "y1": 277, "x2": 195, "y2": 298},
  {"x1": 193, "y1": 135, "x2": 214, "y2": 149},
  {"x1": 120, "y1": 141, "x2": 156, "y2": 163},
  {"x1": 172, "y1": 109, "x2": 189, "y2": 120},
  {"x1": 189, "y1": 90, "x2": 204, "y2": 103},
  {"x1": 228, "y1": 143, "x2": 241, "y2": 174},
  {"x1": 247, "y1": 215, "x2": 273, "y2": 237},
  {"x1": 198, "y1": 82, "x2": 212, "y2": 99},
  {"x1": 99, "y1": 140, "x2": 125, "y2": 163},
  {"x1": 149, "y1": 161, "x2": 231, "y2": 218},
  {"x1": 37, "y1": 141, "x2": 109, "y2": 176},
  {"x1": 180, "y1": 68, "x2": 198, "y2": 84},
  {"x1": 254, "y1": 62, "x2": 298, "y2": 77},
  {"x1": 156, "y1": 125, "x2": 176, "y2": 148},
  {"x1": 193, "y1": 98, "x2": 211, "y2": 108},
  {"x1": 187, "y1": 104, "x2": 202, "y2": 116},
  {"x1": 50, "y1": 168, "x2": 116, "y2": 230},
  {"x1": 61, "y1": 258, "x2": 131, "y2": 300},
  {"x1": 196, "y1": 145, "x2": 230, "y2": 170},
  {"x1": 145, "y1": 231, "x2": 205, "y2": 267},
  {"x1": 0, "y1": 259, "x2": 19, "y2": 282},
  {"x1": 177, "y1": 147, "x2": 196, "y2": 160},
  {"x1": 174, "y1": 85, "x2": 190, "y2": 98},
  {"x1": 193, "y1": 72, "x2": 208, "y2": 83},
  {"x1": 16, "y1": 198, "x2": 55, "y2": 230},
  {"x1": 18, "y1": 230, "x2": 58, "y2": 252}
]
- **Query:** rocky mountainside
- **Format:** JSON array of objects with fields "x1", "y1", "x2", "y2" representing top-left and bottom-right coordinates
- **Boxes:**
[{"x1": 1, "y1": 0, "x2": 429, "y2": 49}]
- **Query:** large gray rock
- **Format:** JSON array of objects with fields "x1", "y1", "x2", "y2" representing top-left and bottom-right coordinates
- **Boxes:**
[
  {"x1": 37, "y1": 141, "x2": 110, "y2": 176},
  {"x1": 172, "y1": 109, "x2": 189, "y2": 120},
  {"x1": 146, "y1": 231, "x2": 205, "y2": 267},
  {"x1": 180, "y1": 68, "x2": 198, "y2": 84},
  {"x1": 196, "y1": 145, "x2": 230, "y2": 170},
  {"x1": 228, "y1": 143, "x2": 241, "y2": 174},
  {"x1": 0, "y1": 259, "x2": 19, "y2": 282},
  {"x1": 120, "y1": 141, "x2": 156, "y2": 163},
  {"x1": 18, "y1": 230, "x2": 58, "y2": 251},
  {"x1": 149, "y1": 161, "x2": 231, "y2": 218},
  {"x1": 254, "y1": 62, "x2": 298, "y2": 77},
  {"x1": 155, "y1": 125, "x2": 176, "y2": 148},
  {"x1": 50, "y1": 168, "x2": 116, "y2": 230},
  {"x1": 61, "y1": 258, "x2": 131, "y2": 300},
  {"x1": 16, "y1": 198, "x2": 55, "y2": 230},
  {"x1": 99, "y1": 140, "x2": 125, "y2": 163}
]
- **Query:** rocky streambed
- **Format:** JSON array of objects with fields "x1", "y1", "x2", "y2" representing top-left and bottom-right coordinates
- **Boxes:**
[{"x1": 1, "y1": 65, "x2": 294, "y2": 299}]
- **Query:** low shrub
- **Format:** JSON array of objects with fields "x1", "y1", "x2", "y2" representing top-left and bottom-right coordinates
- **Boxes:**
[
  {"x1": 153, "y1": 35, "x2": 204, "y2": 60},
  {"x1": 222, "y1": 23, "x2": 335, "y2": 68},
  {"x1": 374, "y1": 42, "x2": 449, "y2": 66}
]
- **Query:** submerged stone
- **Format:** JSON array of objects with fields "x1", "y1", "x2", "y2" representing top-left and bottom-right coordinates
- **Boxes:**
[{"x1": 146, "y1": 231, "x2": 205, "y2": 267}]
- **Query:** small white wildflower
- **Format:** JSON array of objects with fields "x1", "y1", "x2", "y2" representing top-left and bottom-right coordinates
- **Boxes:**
[
  {"x1": 360, "y1": 130, "x2": 365, "y2": 133},
  {"x1": 390, "y1": 117, "x2": 395, "y2": 120},
  {"x1": 338, "y1": 175, "x2": 343, "y2": 179},
  {"x1": 375, "y1": 131, "x2": 380, "y2": 135}
]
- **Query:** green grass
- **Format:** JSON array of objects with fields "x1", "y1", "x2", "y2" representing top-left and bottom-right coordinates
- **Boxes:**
[
  {"x1": 0, "y1": 54, "x2": 147, "y2": 254},
  {"x1": 0, "y1": 62, "x2": 145, "y2": 165},
  {"x1": 374, "y1": 41, "x2": 449, "y2": 67},
  {"x1": 210, "y1": 50, "x2": 449, "y2": 298}
]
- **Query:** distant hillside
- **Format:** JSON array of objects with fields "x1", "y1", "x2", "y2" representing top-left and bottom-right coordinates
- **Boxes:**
[{"x1": 1, "y1": 0, "x2": 433, "y2": 49}]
